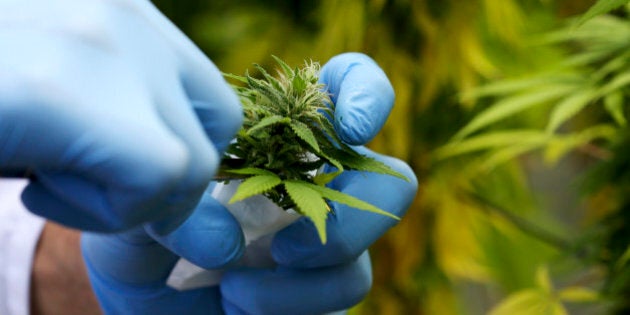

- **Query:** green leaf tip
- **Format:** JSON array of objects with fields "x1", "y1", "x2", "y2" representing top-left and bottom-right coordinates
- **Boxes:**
[
  {"x1": 575, "y1": 0, "x2": 629, "y2": 27},
  {"x1": 228, "y1": 174, "x2": 281, "y2": 203},
  {"x1": 283, "y1": 181, "x2": 330, "y2": 244}
]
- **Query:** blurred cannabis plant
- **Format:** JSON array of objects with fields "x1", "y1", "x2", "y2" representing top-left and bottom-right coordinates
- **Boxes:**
[
  {"x1": 439, "y1": 1, "x2": 630, "y2": 314},
  {"x1": 438, "y1": 6, "x2": 630, "y2": 169}
]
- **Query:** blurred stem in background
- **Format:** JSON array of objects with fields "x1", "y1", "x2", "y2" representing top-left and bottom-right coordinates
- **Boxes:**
[{"x1": 154, "y1": 0, "x2": 629, "y2": 314}]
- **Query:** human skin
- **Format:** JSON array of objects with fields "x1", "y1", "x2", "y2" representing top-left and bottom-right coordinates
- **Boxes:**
[{"x1": 30, "y1": 222, "x2": 101, "y2": 315}]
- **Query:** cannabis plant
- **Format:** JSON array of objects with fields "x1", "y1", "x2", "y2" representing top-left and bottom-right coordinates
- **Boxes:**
[{"x1": 219, "y1": 57, "x2": 406, "y2": 243}]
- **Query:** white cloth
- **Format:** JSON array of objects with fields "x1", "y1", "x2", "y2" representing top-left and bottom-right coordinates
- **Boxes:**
[{"x1": 0, "y1": 179, "x2": 45, "y2": 315}]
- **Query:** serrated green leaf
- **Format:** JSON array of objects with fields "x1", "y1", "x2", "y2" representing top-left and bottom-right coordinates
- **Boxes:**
[
  {"x1": 319, "y1": 151, "x2": 345, "y2": 174},
  {"x1": 333, "y1": 151, "x2": 408, "y2": 181},
  {"x1": 576, "y1": 0, "x2": 630, "y2": 26},
  {"x1": 223, "y1": 72, "x2": 248, "y2": 83},
  {"x1": 558, "y1": 287, "x2": 599, "y2": 302},
  {"x1": 318, "y1": 118, "x2": 344, "y2": 147},
  {"x1": 292, "y1": 72, "x2": 307, "y2": 94},
  {"x1": 312, "y1": 171, "x2": 341, "y2": 186},
  {"x1": 546, "y1": 88, "x2": 597, "y2": 132},
  {"x1": 247, "y1": 115, "x2": 290, "y2": 135},
  {"x1": 604, "y1": 91, "x2": 626, "y2": 126},
  {"x1": 229, "y1": 174, "x2": 282, "y2": 203},
  {"x1": 305, "y1": 182, "x2": 400, "y2": 220},
  {"x1": 226, "y1": 167, "x2": 277, "y2": 177},
  {"x1": 254, "y1": 64, "x2": 285, "y2": 92},
  {"x1": 246, "y1": 75, "x2": 289, "y2": 110},
  {"x1": 283, "y1": 181, "x2": 329, "y2": 243},
  {"x1": 289, "y1": 120, "x2": 320, "y2": 152},
  {"x1": 552, "y1": 303, "x2": 569, "y2": 315},
  {"x1": 454, "y1": 86, "x2": 575, "y2": 140},
  {"x1": 272, "y1": 55, "x2": 294, "y2": 77}
]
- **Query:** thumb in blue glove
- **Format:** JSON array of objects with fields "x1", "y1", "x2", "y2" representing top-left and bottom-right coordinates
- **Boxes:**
[{"x1": 82, "y1": 190, "x2": 244, "y2": 315}]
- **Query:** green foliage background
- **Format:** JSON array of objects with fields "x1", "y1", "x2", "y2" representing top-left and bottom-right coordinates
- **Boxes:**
[{"x1": 153, "y1": 0, "x2": 630, "y2": 314}]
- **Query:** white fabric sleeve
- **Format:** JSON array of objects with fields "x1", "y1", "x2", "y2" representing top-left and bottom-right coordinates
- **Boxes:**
[{"x1": 0, "y1": 179, "x2": 45, "y2": 315}]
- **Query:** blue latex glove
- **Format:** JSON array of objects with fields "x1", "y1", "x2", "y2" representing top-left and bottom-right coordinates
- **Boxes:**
[
  {"x1": 82, "y1": 53, "x2": 417, "y2": 315},
  {"x1": 220, "y1": 53, "x2": 418, "y2": 314},
  {"x1": 82, "y1": 192, "x2": 245, "y2": 315},
  {"x1": 221, "y1": 148, "x2": 416, "y2": 314},
  {"x1": 0, "y1": 0, "x2": 242, "y2": 233}
]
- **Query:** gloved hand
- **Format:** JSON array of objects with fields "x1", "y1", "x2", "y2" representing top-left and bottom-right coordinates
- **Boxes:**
[
  {"x1": 82, "y1": 53, "x2": 417, "y2": 315},
  {"x1": 0, "y1": 0, "x2": 242, "y2": 233},
  {"x1": 221, "y1": 147, "x2": 416, "y2": 314},
  {"x1": 219, "y1": 53, "x2": 418, "y2": 314}
]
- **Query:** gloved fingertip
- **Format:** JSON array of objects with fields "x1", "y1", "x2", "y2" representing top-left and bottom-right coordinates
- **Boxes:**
[{"x1": 320, "y1": 53, "x2": 395, "y2": 145}]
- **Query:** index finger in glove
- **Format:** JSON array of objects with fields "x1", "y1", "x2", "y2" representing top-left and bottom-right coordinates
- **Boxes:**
[{"x1": 319, "y1": 53, "x2": 394, "y2": 145}]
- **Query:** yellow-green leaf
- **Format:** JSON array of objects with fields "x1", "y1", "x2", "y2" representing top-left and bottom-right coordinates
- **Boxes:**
[
  {"x1": 305, "y1": 182, "x2": 400, "y2": 220},
  {"x1": 551, "y1": 302, "x2": 569, "y2": 315},
  {"x1": 482, "y1": 141, "x2": 547, "y2": 170},
  {"x1": 319, "y1": 152, "x2": 344, "y2": 174},
  {"x1": 283, "y1": 180, "x2": 329, "y2": 243},
  {"x1": 489, "y1": 290, "x2": 553, "y2": 315},
  {"x1": 334, "y1": 151, "x2": 408, "y2": 181},
  {"x1": 436, "y1": 130, "x2": 548, "y2": 159},
  {"x1": 247, "y1": 115, "x2": 290, "y2": 135},
  {"x1": 546, "y1": 88, "x2": 597, "y2": 133},
  {"x1": 226, "y1": 167, "x2": 277, "y2": 177},
  {"x1": 290, "y1": 120, "x2": 320, "y2": 152},
  {"x1": 454, "y1": 86, "x2": 574, "y2": 140},
  {"x1": 576, "y1": 0, "x2": 630, "y2": 26},
  {"x1": 558, "y1": 287, "x2": 599, "y2": 303},
  {"x1": 489, "y1": 289, "x2": 569, "y2": 315},
  {"x1": 543, "y1": 124, "x2": 617, "y2": 164},
  {"x1": 229, "y1": 175, "x2": 282, "y2": 203},
  {"x1": 615, "y1": 245, "x2": 630, "y2": 270},
  {"x1": 599, "y1": 71, "x2": 630, "y2": 96},
  {"x1": 271, "y1": 55, "x2": 295, "y2": 77},
  {"x1": 312, "y1": 171, "x2": 341, "y2": 186},
  {"x1": 292, "y1": 71, "x2": 307, "y2": 94},
  {"x1": 461, "y1": 75, "x2": 574, "y2": 100},
  {"x1": 535, "y1": 265, "x2": 553, "y2": 293},
  {"x1": 604, "y1": 90, "x2": 626, "y2": 126},
  {"x1": 223, "y1": 72, "x2": 248, "y2": 84}
]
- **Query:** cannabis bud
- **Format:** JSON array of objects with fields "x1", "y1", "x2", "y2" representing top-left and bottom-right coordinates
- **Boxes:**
[{"x1": 220, "y1": 56, "x2": 407, "y2": 244}]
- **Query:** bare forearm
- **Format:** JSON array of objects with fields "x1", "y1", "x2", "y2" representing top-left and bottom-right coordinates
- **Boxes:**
[{"x1": 30, "y1": 222, "x2": 102, "y2": 315}]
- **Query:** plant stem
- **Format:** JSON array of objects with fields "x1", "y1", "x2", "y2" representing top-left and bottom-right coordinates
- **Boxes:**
[{"x1": 462, "y1": 189, "x2": 575, "y2": 253}]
